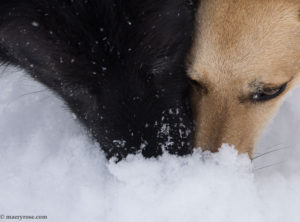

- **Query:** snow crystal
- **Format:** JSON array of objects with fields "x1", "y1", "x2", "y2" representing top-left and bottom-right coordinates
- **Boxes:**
[
  {"x1": 0, "y1": 66, "x2": 300, "y2": 222},
  {"x1": 31, "y1": 21, "x2": 39, "y2": 27}
]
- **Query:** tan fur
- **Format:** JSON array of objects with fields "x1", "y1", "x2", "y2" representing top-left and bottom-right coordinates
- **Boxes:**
[{"x1": 188, "y1": 0, "x2": 300, "y2": 157}]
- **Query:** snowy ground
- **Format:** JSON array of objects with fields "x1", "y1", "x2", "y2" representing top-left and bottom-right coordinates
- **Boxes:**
[{"x1": 0, "y1": 66, "x2": 300, "y2": 222}]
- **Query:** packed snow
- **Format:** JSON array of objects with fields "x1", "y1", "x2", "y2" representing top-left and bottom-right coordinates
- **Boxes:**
[{"x1": 0, "y1": 66, "x2": 300, "y2": 222}]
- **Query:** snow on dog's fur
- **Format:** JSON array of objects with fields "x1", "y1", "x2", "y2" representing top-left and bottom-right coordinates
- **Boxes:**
[{"x1": 0, "y1": 0, "x2": 197, "y2": 160}]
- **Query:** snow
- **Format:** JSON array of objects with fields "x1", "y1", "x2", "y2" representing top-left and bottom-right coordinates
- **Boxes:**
[
  {"x1": 0, "y1": 66, "x2": 300, "y2": 222},
  {"x1": 31, "y1": 21, "x2": 39, "y2": 27}
]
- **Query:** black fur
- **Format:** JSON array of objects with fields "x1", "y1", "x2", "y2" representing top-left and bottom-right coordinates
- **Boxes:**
[{"x1": 0, "y1": 0, "x2": 198, "y2": 160}]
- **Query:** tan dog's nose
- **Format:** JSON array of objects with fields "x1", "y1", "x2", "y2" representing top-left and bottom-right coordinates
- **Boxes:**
[{"x1": 192, "y1": 94, "x2": 256, "y2": 157}]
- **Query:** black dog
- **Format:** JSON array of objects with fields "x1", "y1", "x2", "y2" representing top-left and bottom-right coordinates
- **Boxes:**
[{"x1": 0, "y1": 0, "x2": 197, "y2": 160}]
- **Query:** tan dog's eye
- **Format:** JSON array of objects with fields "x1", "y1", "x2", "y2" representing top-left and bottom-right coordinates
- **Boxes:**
[
  {"x1": 188, "y1": 79, "x2": 207, "y2": 94},
  {"x1": 252, "y1": 83, "x2": 287, "y2": 102}
]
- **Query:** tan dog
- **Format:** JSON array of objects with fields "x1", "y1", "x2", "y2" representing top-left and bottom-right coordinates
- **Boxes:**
[{"x1": 188, "y1": 0, "x2": 300, "y2": 157}]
